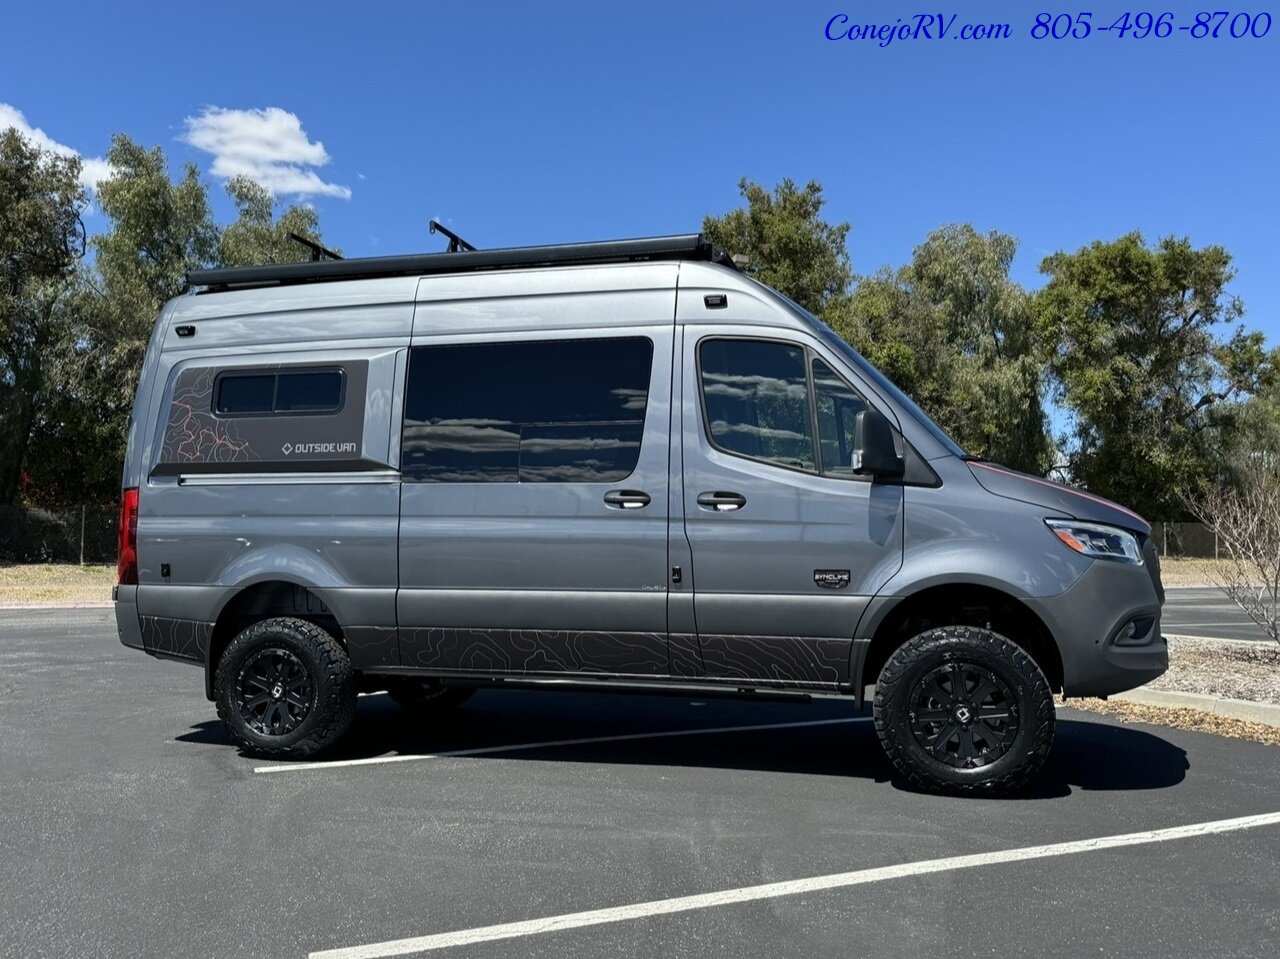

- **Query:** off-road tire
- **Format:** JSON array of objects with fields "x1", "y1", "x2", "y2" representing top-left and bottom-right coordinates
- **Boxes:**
[
  {"x1": 873, "y1": 626, "x2": 1055, "y2": 797},
  {"x1": 214, "y1": 617, "x2": 357, "y2": 759},
  {"x1": 387, "y1": 679, "x2": 475, "y2": 714}
]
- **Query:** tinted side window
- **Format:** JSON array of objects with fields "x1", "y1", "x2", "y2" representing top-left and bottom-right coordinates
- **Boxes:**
[
  {"x1": 215, "y1": 374, "x2": 275, "y2": 415},
  {"x1": 813, "y1": 358, "x2": 868, "y2": 478},
  {"x1": 275, "y1": 370, "x2": 343, "y2": 412},
  {"x1": 402, "y1": 338, "x2": 653, "y2": 483},
  {"x1": 699, "y1": 339, "x2": 815, "y2": 471},
  {"x1": 215, "y1": 369, "x2": 343, "y2": 416}
]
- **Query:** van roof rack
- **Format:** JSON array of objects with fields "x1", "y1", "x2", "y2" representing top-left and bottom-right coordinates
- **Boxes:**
[{"x1": 187, "y1": 234, "x2": 737, "y2": 292}]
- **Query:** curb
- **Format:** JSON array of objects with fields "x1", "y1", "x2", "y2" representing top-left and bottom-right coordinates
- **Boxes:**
[
  {"x1": 0, "y1": 602, "x2": 113, "y2": 610},
  {"x1": 1164, "y1": 633, "x2": 1270, "y2": 646},
  {"x1": 1110, "y1": 688, "x2": 1280, "y2": 729}
]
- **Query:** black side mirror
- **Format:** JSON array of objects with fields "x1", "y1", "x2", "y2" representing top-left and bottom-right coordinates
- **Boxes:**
[{"x1": 852, "y1": 408, "x2": 905, "y2": 480}]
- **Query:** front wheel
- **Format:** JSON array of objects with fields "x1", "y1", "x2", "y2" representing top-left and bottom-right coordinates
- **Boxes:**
[
  {"x1": 214, "y1": 617, "x2": 357, "y2": 759},
  {"x1": 873, "y1": 626, "x2": 1055, "y2": 797}
]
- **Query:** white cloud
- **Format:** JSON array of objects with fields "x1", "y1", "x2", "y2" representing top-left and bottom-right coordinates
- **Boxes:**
[
  {"x1": 181, "y1": 106, "x2": 351, "y2": 199},
  {"x1": 0, "y1": 102, "x2": 111, "y2": 191}
]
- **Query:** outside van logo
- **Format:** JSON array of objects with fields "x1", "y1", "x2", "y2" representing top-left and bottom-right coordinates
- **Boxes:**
[
  {"x1": 814, "y1": 569, "x2": 851, "y2": 590},
  {"x1": 281, "y1": 441, "x2": 358, "y2": 456}
]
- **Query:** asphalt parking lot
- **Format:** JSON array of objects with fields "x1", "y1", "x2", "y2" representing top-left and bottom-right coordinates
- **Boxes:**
[
  {"x1": 3, "y1": 609, "x2": 1279, "y2": 959},
  {"x1": 1163, "y1": 587, "x2": 1272, "y2": 642}
]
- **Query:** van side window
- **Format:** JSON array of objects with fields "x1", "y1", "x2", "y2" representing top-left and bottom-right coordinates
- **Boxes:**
[
  {"x1": 812, "y1": 358, "x2": 868, "y2": 478},
  {"x1": 214, "y1": 369, "x2": 343, "y2": 416},
  {"x1": 402, "y1": 337, "x2": 653, "y2": 483},
  {"x1": 698, "y1": 339, "x2": 816, "y2": 472}
]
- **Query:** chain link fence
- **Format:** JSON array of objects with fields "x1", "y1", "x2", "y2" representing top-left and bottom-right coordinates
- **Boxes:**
[
  {"x1": 0, "y1": 506, "x2": 118, "y2": 565},
  {"x1": 1151, "y1": 522, "x2": 1220, "y2": 559}
]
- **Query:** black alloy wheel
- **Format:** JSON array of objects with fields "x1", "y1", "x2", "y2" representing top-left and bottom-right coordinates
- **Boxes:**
[
  {"x1": 907, "y1": 660, "x2": 1018, "y2": 769},
  {"x1": 236, "y1": 647, "x2": 315, "y2": 736}
]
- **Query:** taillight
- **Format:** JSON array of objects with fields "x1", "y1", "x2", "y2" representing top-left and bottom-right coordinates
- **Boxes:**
[{"x1": 117, "y1": 488, "x2": 139, "y2": 585}]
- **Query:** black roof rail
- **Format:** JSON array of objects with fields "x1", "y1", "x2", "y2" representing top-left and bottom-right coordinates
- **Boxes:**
[{"x1": 187, "y1": 234, "x2": 737, "y2": 292}]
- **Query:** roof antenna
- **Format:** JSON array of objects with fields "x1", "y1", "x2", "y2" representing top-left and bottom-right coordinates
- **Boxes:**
[
  {"x1": 288, "y1": 233, "x2": 343, "y2": 262},
  {"x1": 429, "y1": 219, "x2": 477, "y2": 253}
]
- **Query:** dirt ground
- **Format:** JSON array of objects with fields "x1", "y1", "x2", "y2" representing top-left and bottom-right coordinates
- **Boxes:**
[
  {"x1": 0, "y1": 564, "x2": 115, "y2": 606},
  {"x1": 1158, "y1": 557, "x2": 1239, "y2": 587}
]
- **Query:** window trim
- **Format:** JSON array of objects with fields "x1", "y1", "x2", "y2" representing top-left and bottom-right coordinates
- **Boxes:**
[
  {"x1": 401, "y1": 335, "x2": 655, "y2": 484},
  {"x1": 213, "y1": 367, "x2": 347, "y2": 418}
]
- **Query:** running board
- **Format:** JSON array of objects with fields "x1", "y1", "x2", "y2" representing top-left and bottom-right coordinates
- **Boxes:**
[{"x1": 360, "y1": 671, "x2": 827, "y2": 704}]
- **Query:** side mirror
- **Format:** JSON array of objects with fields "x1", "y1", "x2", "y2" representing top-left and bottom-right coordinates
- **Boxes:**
[{"x1": 852, "y1": 408, "x2": 905, "y2": 480}]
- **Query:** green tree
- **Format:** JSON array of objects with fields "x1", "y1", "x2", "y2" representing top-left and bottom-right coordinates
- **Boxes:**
[
  {"x1": 1036, "y1": 232, "x2": 1273, "y2": 518},
  {"x1": 218, "y1": 175, "x2": 331, "y2": 267},
  {"x1": 23, "y1": 135, "x2": 219, "y2": 507},
  {"x1": 834, "y1": 225, "x2": 1052, "y2": 474},
  {"x1": 702, "y1": 178, "x2": 853, "y2": 316},
  {"x1": 0, "y1": 129, "x2": 86, "y2": 505}
]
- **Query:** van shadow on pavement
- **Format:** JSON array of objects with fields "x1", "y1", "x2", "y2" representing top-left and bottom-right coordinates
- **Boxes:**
[{"x1": 178, "y1": 688, "x2": 1189, "y2": 799}]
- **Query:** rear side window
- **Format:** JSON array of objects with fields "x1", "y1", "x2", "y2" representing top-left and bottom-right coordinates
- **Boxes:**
[
  {"x1": 698, "y1": 339, "x2": 816, "y2": 471},
  {"x1": 402, "y1": 337, "x2": 653, "y2": 483},
  {"x1": 215, "y1": 369, "x2": 343, "y2": 416}
]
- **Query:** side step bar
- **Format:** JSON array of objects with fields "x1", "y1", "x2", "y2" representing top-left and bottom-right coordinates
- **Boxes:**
[{"x1": 360, "y1": 671, "x2": 827, "y2": 704}]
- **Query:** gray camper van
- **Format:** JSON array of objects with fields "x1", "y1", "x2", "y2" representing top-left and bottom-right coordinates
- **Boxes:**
[{"x1": 113, "y1": 234, "x2": 1167, "y2": 795}]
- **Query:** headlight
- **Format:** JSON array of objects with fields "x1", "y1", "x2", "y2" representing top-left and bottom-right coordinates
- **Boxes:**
[{"x1": 1045, "y1": 519, "x2": 1143, "y2": 565}]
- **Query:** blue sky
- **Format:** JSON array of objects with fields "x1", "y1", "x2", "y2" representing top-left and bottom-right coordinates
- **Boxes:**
[{"x1": 3, "y1": 1, "x2": 1276, "y2": 345}]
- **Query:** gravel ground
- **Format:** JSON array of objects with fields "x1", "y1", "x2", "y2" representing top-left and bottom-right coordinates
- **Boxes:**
[
  {"x1": 1066, "y1": 699, "x2": 1280, "y2": 746},
  {"x1": 1066, "y1": 635, "x2": 1280, "y2": 747},
  {"x1": 1152, "y1": 636, "x2": 1280, "y2": 704}
]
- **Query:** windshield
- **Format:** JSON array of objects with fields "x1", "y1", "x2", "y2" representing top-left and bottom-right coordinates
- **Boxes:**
[{"x1": 763, "y1": 285, "x2": 968, "y2": 458}]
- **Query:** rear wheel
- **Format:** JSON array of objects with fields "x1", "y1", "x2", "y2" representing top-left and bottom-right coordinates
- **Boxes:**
[
  {"x1": 387, "y1": 679, "x2": 474, "y2": 714},
  {"x1": 873, "y1": 626, "x2": 1054, "y2": 796},
  {"x1": 214, "y1": 617, "x2": 357, "y2": 758}
]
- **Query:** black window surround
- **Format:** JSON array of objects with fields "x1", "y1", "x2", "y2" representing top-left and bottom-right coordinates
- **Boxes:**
[{"x1": 213, "y1": 368, "x2": 346, "y2": 417}]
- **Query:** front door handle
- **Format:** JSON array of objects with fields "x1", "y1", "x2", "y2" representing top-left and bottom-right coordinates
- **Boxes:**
[
  {"x1": 696, "y1": 490, "x2": 747, "y2": 512},
  {"x1": 604, "y1": 489, "x2": 651, "y2": 509}
]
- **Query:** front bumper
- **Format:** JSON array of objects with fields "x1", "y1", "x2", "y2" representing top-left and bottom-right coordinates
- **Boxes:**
[{"x1": 1027, "y1": 558, "x2": 1168, "y2": 698}]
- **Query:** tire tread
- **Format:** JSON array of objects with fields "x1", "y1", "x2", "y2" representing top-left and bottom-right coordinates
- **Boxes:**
[
  {"x1": 873, "y1": 626, "x2": 1055, "y2": 797},
  {"x1": 214, "y1": 617, "x2": 356, "y2": 759}
]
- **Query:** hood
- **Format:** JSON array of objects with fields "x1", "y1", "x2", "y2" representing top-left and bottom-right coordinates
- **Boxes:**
[{"x1": 967, "y1": 461, "x2": 1151, "y2": 536}]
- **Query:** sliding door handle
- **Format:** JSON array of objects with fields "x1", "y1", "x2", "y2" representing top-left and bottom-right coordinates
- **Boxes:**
[
  {"x1": 696, "y1": 490, "x2": 747, "y2": 512},
  {"x1": 604, "y1": 489, "x2": 651, "y2": 509}
]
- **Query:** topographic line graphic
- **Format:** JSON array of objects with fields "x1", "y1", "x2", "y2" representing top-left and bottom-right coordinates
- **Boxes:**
[{"x1": 161, "y1": 368, "x2": 260, "y2": 464}]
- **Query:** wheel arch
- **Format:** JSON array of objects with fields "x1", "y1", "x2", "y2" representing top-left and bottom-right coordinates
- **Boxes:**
[
  {"x1": 856, "y1": 582, "x2": 1064, "y2": 696},
  {"x1": 204, "y1": 580, "x2": 345, "y2": 699}
]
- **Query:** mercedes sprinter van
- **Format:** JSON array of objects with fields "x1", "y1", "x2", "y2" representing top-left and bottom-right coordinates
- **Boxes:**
[{"x1": 113, "y1": 234, "x2": 1167, "y2": 795}]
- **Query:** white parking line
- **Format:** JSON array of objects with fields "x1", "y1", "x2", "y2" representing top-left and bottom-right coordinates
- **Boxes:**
[
  {"x1": 311, "y1": 810, "x2": 1280, "y2": 959},
  {"x1": 253, "y1": 716, "x2": 870, "y2": 775}
]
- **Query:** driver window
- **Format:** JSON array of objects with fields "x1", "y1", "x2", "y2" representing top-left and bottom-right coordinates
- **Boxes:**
[{"x1": 812, "y1": 357, "x2": 868, "y2": 478}]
